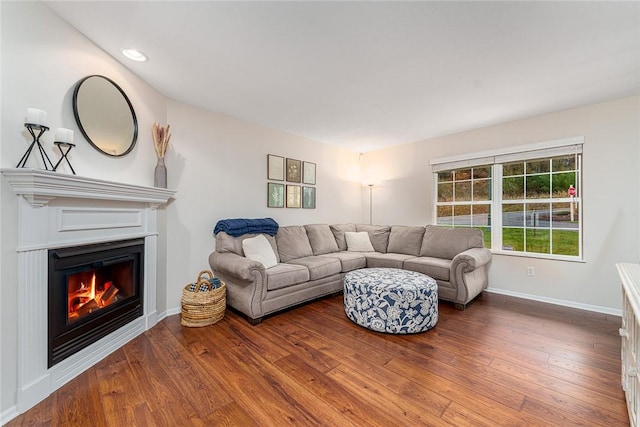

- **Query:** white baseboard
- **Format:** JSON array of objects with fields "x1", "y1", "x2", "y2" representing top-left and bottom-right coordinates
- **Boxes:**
[
  {"x1": 485, "y1": 287, "x2": 622, "y2": 317},
  {"x1": 156, "y1": 307, "x2": 181, "y2": 323},
  {"x1": 1, "y1": 405, "x2": 19, "y2": 426}
]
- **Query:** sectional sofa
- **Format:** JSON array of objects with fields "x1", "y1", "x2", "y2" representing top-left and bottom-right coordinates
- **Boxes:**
[{"x1": 209, "y1": 223, "x2": 492, "y2": 324}]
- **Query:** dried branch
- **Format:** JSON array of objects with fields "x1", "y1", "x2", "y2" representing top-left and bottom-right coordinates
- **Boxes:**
[{"x1": 152, "y1": 122, "x2": 172, "y2": 158}]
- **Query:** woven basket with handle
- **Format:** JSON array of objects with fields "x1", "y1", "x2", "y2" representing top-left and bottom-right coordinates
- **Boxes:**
[{"x1": 181, "y1": 270, "x2": 226, "y2": 327}]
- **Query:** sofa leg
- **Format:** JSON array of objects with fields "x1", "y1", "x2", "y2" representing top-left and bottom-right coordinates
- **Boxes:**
[
  {"x1": 454, "y1": 303, "x2": 466, "y2": 311},
  {"x1": 248, "y1": 317, "x2": 263, "y2": 325}
]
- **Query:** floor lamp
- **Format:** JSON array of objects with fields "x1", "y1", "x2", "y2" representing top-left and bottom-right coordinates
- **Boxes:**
[
  {"x1": 362, "y1": 181, "x2": 379, "y2": 225},
  {"x1": 367, "y1": 184, "x2": 374, "y2": 225}
]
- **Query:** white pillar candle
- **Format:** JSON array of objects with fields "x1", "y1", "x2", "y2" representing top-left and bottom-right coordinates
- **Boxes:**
[
  {"x1": 26, "y1": 108, "x2": 47, "y2": 126},
  {"x1": 55, "y1": 128, "x2": 74, "y2": 144}
]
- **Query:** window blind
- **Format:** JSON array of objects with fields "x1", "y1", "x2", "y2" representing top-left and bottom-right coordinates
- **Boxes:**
[{"x1": 430, "y1": 136, "x2": 584, "y2": 172}]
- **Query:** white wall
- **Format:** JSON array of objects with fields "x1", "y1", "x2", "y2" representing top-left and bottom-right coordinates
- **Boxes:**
[
  {"x1": 164, "y1": 100, "x2": 362, "y2": 314},
  {"x1": 363, "y1": 95, "x2": 640, "y2": 312}
]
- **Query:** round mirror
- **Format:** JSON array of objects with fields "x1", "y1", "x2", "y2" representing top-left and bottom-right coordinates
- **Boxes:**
[{"x1": 73, "y1": 75, "x2": 138, "y2": 157}]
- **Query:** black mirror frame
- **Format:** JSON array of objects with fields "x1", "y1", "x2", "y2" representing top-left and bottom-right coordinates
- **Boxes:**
[{"x1": 72, "y1": 75, "x2": 138, "y2": 157}]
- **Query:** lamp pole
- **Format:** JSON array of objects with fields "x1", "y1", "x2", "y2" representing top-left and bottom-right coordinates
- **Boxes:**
[{"x1": 368, "y1": 184, "x2": 374, "y2": 225}]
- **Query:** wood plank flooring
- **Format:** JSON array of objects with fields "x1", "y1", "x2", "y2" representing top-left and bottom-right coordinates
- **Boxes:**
[{"x1": 7, "y1": 292, "x2": 628, "y2": 426}]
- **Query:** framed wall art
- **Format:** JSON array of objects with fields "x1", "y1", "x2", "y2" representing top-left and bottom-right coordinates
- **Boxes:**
[
  {"x1": 302, "y1": 186, "x2": 316, "y2": 209},
  {"x1": 267, "y1": 183, "x2": 284, "y2": 208},
  {"x1": 303, "y1": 161, "x2": 316, "y2": 185},
  {"x1": 267, "y1": 154, "x2": 284, "y2": 181},
  {"x1": 286, "y1": 158, "x2": 301, "y2": 183},
  {"x1": 286, "y1": 185, "x2": 301, "y2": 208}
]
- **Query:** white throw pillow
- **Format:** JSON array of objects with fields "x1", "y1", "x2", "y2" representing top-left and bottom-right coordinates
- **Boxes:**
[
  {"x1": 345, "y1": 231, "x2": 375, "y2": 252},
  {"x1": 242, "y1": 235, "x2": 278, "y2": 269}
]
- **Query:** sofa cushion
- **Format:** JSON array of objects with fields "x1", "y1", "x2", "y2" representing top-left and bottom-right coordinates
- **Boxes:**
[
  {"x1": 305, "y1": 224, "x2": 339, "y2": 255},
  {"x1": 216, "y1": 231, "x2": 280, "y2": 262},
  {"x1": 266, "y1": 263, "x2": 310, "y2": 291},
  {"x1": 365, "y1": 253, "x2": 416, "y2": 269},
  {"x1": 319, "y1": 252, "x2": 367, "y2": 272},
  {"x1": 276, "y1": 226, "x2": 313, "y2": 263},
  {"x1": 287, "y1": 256, "x2": 342, "y2": 280},
  {"x1": 404, "y1": 257, "x2": 451, "y2": 281},
  {"x1": 420, "y1": 226, "x2": 484, "y2": 260},
  {"x1": 387, "y1": 225, "x2": 426, "y2": 256},
  {"x1": 242, "y1": 235, "x2": 278, "y2": 269},
  {"x1": 345, "y1": 231, "x2": 375, "y2": 252},
  {"x1": 356, "y1": 224, "x2": 391, "y2": 253},
  {"x1": 330, "y1": 224, "x2": 357, "y2": 251}
]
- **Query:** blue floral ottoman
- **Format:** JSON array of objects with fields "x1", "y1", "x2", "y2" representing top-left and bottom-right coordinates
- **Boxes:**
[{"x1": 343, "y1": 268, "x2": 438, "y2": 334}]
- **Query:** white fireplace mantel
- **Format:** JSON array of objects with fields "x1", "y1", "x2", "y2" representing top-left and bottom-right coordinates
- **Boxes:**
[
  {"x1": 2, "y1": 168, "x2": 174, "y2": 208},
  {"x1": 2, "y1": 168, "x2": 175, "y2": 414}
]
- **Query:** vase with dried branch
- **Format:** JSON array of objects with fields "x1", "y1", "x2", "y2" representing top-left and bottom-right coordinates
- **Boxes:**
[{"x1": 152, "y1": 123, "x2": 171, "y2": 188}]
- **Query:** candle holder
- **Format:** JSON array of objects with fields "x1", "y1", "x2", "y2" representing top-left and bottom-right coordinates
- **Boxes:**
[
  {"x1": 17, "y1": 123, "x2": 55, "y2": 170},
  {"x1": 53, "y1": 141, "x2": 76, "y2": 175}
]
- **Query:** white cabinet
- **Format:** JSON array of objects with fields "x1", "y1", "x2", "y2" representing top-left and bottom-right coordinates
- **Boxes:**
[{"x1": 618, "y1": 263, "x2": 640, "y2": 427}]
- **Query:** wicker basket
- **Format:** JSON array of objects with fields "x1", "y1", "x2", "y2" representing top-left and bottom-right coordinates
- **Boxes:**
[{"x1": 181, "y1": 270, "x2": 226, "y2": 327}]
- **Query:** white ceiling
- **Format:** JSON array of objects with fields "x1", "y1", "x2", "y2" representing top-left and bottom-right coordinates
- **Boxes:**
[{"x1": 45, "y1": 1, "x2": 640, "y2": 153}]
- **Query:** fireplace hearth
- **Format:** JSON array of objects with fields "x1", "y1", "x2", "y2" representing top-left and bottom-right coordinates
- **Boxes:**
[{"x1": 48, "y1": 239, "x2": 144, "y2": 367}]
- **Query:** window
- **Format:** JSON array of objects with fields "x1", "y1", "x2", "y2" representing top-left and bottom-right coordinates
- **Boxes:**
[
  {"x1": 436, "y1": 166, "x2": 492, "y2": 248},
  {"x1": 432, "y1": 138, "x2": 583, "y2": 260},
  {"x1": 501, "y1": 155, "x2": 580, "y2": 256}
]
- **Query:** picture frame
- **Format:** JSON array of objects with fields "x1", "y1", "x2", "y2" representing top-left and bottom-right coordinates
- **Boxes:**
[
  {"x1": 302, "y1": 186, "x2": 316, "y2": 209},
  {"x1": 267, "y1": 154, "x2": 284, "y2": 181},
  {"x1": 286, "y1": 185, "x2": 301, "y2": 208},
  {"x1": 286, "y1": 158, "x2": 302, "y2": 183},
  {"x1": 267, "y1": 183, "x2": 284, "y2": 208},
  {"x1": 303, "y1": 161, "x2": 316, "y2": 185}
]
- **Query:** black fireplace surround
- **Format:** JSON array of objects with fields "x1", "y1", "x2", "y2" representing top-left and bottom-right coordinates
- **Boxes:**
[{"x1": 48, "y1": 238, "x2": 144, "y2": 367}]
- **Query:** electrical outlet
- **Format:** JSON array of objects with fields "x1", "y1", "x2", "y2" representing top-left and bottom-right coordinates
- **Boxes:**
[{"x1": 527, "y1": 266, "x2": 535, "y2": 276}]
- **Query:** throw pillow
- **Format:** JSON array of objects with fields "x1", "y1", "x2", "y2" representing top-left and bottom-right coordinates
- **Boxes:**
[
  {"x1": 345, "y1": 231, "x2": 375, "y2": 252},
  {"x1": 330, "y1": 223, "x2": 357, "y2": 251},
  {"x1": 242, "y1": 234, "x2": 278, "y2": 269},
  {"x1": 355, "y1": 224, "x2": 391, "y2": 253}
]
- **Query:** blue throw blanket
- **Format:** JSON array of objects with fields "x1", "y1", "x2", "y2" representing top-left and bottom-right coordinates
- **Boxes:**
[{"x1": 213, "y1": 218, "x2": 279, "y2": 237}]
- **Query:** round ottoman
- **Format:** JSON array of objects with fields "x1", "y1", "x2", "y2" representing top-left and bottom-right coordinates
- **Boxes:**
[{"x1": 343, "y1": 268, "x2": 438, "y2": 334}]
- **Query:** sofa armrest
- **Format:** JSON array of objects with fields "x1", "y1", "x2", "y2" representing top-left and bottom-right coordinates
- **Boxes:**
[
  {"x1": 209, "y1": 251, "x2": 267, "y2": 320},
  {"x1": 209, "y1": 251, "x2": 265, "y2": 281},
  {"x1": 451, "y1": 247, "x2": 492, "y2": 272},
  {"x1": 450, "y1": 247, "x2": 492, "y2": 305}
]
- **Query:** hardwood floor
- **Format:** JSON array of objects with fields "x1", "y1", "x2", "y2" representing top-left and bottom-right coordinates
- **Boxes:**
[{"x1": 8, "y1": 292, "x2": 628, "y2": 426}]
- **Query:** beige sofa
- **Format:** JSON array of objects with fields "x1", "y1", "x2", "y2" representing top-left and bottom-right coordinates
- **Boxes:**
[{"x1": 209, "y1": 224, "x2": 491, "y2": 324}]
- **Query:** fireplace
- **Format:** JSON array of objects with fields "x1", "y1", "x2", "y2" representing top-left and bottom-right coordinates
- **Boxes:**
[
  {"x1": 3, "y1": 168, "x2": 174, "y2": 414},
  {"x1": 48, "y1": 238, "x2": 144, "y2": 367}
]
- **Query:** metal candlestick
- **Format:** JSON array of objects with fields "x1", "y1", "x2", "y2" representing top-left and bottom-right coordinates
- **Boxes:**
[
  {"x1": 17, "y1": 123, "x2": 55, "y2": 170},
  {"x1": 53, "y1": 141, "x2": 76, "y2": 175}
]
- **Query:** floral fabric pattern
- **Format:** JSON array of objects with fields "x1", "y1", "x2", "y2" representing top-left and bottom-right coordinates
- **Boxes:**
[{"x1": 344, "y1": 268, "x2": 438, "y2": 334}]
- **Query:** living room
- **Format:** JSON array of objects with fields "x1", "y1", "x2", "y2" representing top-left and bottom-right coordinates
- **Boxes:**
[{"x1": 1, "y1": 1, "x2": 639, "y2": 424}]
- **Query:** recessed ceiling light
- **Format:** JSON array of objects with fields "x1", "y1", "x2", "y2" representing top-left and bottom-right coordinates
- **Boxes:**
[{"x1": 121, "y1": 48, "x2": 148, "y2": 62}]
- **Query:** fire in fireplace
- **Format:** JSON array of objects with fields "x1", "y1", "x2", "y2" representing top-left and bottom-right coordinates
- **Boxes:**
[
  {"x1": 67, "y1": 261, "x2": 132, "y2": 323},
  {"x1": 48, "y1": 239, "x2": 144, "y2": 367}
]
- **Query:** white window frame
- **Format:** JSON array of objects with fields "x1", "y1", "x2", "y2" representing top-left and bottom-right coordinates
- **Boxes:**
[{"x1": 431, "y1": 137, "x2": 584, "y2": 261}]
